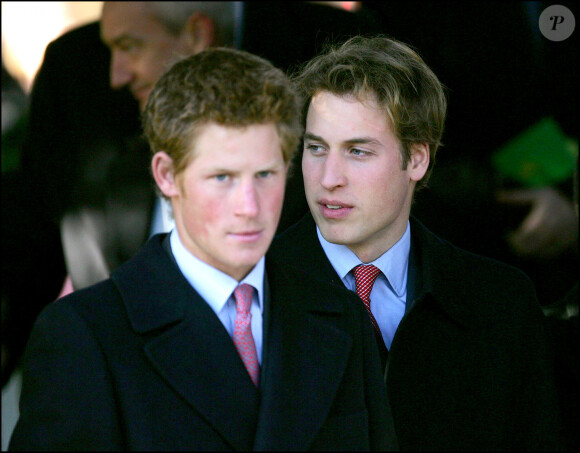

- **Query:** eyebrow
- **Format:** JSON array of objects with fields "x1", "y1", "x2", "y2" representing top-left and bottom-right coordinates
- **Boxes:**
[
  {"x1": 206, "y1": 160, "x2": 286, "y2": 174},
  {"x1": 104, "y1": 33, "x2": 141, "y2": 48},
  {"x1": 303, "y1": 132, "x2": 382, "y2": 147},
  {"x1": 303, "y1": 132, "x2": 327, "y2": 144}
]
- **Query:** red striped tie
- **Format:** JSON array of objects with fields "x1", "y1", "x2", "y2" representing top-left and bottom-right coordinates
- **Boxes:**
[
  {"x1": 233, "y1": 284, "x2": 260, "y2": 386},
  {"x1": 353, "y1": 264, "x2": 382, "y2": 337}
]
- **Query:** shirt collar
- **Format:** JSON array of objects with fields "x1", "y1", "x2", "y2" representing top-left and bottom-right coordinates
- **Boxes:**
[
  {"x1": 169, "y1": 229, "x2": 265, "y2": 313},
  {"x1": 317, "y1": 221, "x2": 411, "y2": 297}
]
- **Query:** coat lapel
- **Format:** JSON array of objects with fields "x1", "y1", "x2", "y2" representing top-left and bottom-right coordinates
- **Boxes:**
[
  {"x1": 254, "y1": 260, "x2": 352, "y2": 450},
  {"x1": 112, "y1": 235, "x2": 259, "y2": 450}
]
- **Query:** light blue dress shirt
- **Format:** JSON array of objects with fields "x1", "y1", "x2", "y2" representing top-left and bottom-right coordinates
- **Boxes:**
[
  {"x1": 317, "y1": 222, "x2": 410, "y2": 349},
  {"x1": 169, "y1": 228, "x2": 265, "y2": 363}
]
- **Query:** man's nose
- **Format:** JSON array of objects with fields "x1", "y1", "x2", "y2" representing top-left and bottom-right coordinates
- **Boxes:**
[
  {"x1": 110, "y1": 50, "x2": 132, "y2": 89},
  {"x1": 320, "y1": 152, "x2": 347, "y2": 190},
  {"x1": 234, "y1": 180, "x2": 260, "y2": 218}
]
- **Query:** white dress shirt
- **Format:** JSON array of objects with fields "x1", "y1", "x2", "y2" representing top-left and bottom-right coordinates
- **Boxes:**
[{"x1": 317, "y1": 222, "x2": 411, "y2": 349}]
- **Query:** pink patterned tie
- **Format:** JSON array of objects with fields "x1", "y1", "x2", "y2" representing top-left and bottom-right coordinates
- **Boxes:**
[
  {"x1": 233, "y1": 284, "x2": 259, "y2": 386},
  {"x1": 353, "y1": 264, "x2": 383, "y2": 337}
]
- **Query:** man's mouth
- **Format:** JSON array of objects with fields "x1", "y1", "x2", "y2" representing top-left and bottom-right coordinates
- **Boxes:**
[
  {"x1": 320, "y1": 199, "x2": 352, "y2": 209},
  {"x1": 229, "y1": 230, "x2": 264, "y2": 243},
  {"x1": 319, "y1": 200, "x2": 353, "y2": 218}
]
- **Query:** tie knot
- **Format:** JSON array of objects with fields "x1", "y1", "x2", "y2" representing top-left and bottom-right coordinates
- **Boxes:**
[
  {"x1": 353, "y1": 264, "x2": 381, "y2": 302},
  {"x1": 234, "y1": 284, "x2": 254, "y2": 313}
]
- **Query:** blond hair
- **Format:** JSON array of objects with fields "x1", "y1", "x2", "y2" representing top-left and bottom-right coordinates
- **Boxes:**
[
  {"x1": 143, "y1": 47, "x2": 302, "y2": 182},
  {"x1": 293, "y1": 35, "x2": 447, "y2": 191}
]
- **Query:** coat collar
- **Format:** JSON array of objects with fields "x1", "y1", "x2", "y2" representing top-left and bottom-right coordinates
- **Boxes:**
[
  {"x1": 111, "y1": 234, "x2": 186, "y2": 333},
  {"x1": 111, "y1": 234, "x2": 259, "y2": 450},
  {"x1": 408, "y1": 216, "x2": 472, "y2": 328},
  {"x1": 272, "y1": 213, "x2": 344, "y2": 288}
]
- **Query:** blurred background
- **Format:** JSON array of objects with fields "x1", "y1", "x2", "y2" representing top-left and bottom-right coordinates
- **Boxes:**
[
  {"x1": 3, "y1": 3, "x2": 101, "y2": 446},
  {"x1": 2, "y1": 2, "x2": 104, "y2": 93}
]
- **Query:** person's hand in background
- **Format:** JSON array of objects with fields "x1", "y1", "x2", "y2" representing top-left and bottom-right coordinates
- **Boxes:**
[{"x1": 497, "y1": 187, "x2": 578, "y2": 259}]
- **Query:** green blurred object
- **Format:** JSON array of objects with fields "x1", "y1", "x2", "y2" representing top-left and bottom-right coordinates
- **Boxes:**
[{"x1": 492, "y1": 117, "x2": 578, "y2": 187}]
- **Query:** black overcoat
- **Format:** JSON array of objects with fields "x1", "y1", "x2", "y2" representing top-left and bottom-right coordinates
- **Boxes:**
[{"x1": 270, "y1": 214, "x2": 565, "y2": 451}]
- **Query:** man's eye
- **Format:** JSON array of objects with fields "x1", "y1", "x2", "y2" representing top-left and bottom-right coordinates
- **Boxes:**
[
  {"x1": 351, "y1": 148, "x2": 368, "y2": 156},
  {"x1": 116, "y1": 40, "x2": 141, "y2": 53},
  {"x1": 214, "y1": 174, "x2": 229, "y2": 181},
  {"x1": 305, "y1": 144, "x2": 324, "y2": 154},
  {"x1": 257, "y1": 171, "x2": 272, "y2": 179}
]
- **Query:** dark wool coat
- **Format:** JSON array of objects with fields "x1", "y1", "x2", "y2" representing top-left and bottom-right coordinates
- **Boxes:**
[{"x1": 270, "y1": 214, "x2": 566, "y2": 451}]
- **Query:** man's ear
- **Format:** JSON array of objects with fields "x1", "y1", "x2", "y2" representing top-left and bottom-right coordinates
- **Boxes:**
[
  {"x1": 408, "y1": 143, "x2": 429, "y2": 182},
  {"x1": 151, "y1": 151, "x2": 179, "y2": 198},
  {"x1": 183, "y1": 12, "x2": 216, "y2": 54}
]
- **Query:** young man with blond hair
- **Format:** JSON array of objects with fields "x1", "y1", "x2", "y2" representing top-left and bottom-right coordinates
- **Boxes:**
[{"x1": 271, "y1": 35, "x2": 565, "y2": 451}]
